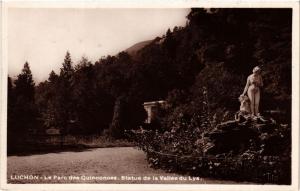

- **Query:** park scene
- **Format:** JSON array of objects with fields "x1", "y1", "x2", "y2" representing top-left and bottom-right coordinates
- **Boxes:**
[{"x1": 7, "y1": 8, "x2": 291, "y2": 184}]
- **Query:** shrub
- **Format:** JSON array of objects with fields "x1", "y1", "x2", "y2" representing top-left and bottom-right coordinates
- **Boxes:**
[{"x1": 127, "y1": 88, "x2": 291, "y2": 184}]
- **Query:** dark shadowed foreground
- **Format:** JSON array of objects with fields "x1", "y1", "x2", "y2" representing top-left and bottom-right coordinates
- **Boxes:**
[{"x1": 7, "y1": 147, "x2": 242, "y2": 184}]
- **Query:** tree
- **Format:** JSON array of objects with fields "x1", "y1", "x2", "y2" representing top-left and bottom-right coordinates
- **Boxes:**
[
  {"x1": 163, "y1": 28, "x2": 177, "y2": 57},
  {"x1": 7, "y1": 76, "x2": 16, "y2": 152},
  {"x1": 108, "y1": 96, "x2": 124, "y2": 139},
  {"x1": 14, "y1": 62, "x2": 35, "y2": 102},
  {"x1": 36, "y1": 71, "x2": 60, "y2": 130},
  {"x1": 48, "y1": 70, "x2": 59, "y2": 83},
  {"x1": 9, "y1": 62, "x2": 37, "y2": 151},
  {"x1": 60, "y1": 51, "x2": 73, "y2": 79},
  {"x1": 56, "y1": 51, "x2": 75, "y2": 140},
  {"x1": 73, "y1": 57, "x2": 97, "y2": 134}
]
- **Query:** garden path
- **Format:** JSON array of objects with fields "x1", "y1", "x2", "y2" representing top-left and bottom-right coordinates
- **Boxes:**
[{"x1": 7, "y1": 147, "x2": 241, "y2": 184}]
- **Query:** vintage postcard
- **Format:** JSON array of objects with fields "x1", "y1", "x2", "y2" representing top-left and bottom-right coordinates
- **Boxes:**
[{"x1": 0, "y1": 1, "x2": 299, "y2": 191}]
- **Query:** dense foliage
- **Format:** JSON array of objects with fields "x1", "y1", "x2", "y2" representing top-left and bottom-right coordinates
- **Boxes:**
[
  {"x1": 127, "y1": 102, "x2": 291, "y2": 184},
  {"x1": 7, "y1": 8, "x2": 292, "y2": 183},
  {"x1": 8, "y1": 62, "x2": 37, "y2": 151}
]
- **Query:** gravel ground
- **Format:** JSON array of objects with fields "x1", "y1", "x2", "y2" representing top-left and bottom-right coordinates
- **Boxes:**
[{"x1": 7, "y1": 147, "x2": 239, "y2": 184}]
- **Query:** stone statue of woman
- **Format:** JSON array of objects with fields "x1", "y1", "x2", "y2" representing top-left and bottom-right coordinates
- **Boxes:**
[{"x1": 241, "y1": 66, "x2": 263, "y2": 117}]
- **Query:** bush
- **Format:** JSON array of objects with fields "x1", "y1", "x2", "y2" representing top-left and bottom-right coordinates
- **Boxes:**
[
  {"x1": 128, "y1": 122, "x2": 290, "y2": 184},
  {"x1": 127, "y1": 92, "x2": 291, "y2": 184}
]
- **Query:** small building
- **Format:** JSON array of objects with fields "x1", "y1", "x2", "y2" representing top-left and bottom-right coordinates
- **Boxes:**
[{"x1": 143, "y1": 100, "x2": 166, "y2": 123}]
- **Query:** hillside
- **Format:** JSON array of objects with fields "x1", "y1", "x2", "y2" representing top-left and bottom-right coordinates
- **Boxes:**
[
  {"x1": 125, "y1": 40, "x2": 153, "y2": 57},
  {"x1": 127, "y1": 8, "x2": 292, "y2": 184},
  {"x1": 133, "y1": 8, "x2": 292, "y2": 120}
]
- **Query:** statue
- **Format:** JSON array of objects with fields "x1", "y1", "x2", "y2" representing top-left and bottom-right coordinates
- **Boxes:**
[
  {"x1": 241, "y1": 66, "x2": 263, "y2": 118},
  {"x1": 235, "y1": 95, "x2": 252, "y2": 122}
]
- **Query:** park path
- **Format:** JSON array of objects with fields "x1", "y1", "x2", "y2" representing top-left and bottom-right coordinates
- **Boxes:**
[{"x1": 7, "y1": 147, "x2": 238, "y2": 184}]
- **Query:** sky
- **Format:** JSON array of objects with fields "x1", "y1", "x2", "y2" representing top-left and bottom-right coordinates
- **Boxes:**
[{"x1": 8, "y1": 8, "x2": 190, "y2": 82}]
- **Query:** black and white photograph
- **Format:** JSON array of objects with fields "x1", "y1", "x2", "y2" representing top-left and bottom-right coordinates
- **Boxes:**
[{"x1": 0, "y1": 1, "x2": 299, "y2": 191}]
